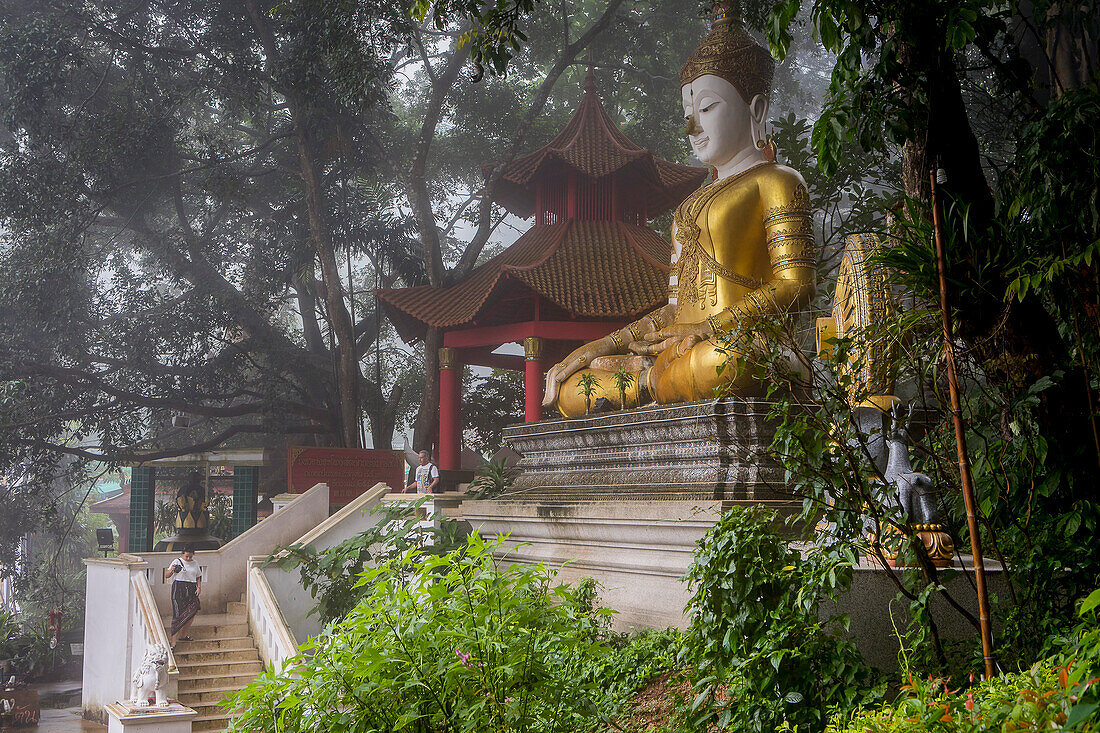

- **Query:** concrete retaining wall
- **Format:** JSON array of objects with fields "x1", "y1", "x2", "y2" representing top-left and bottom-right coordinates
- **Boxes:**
[{"x1": 451, "y1": 497, "x2": 1005, "y2": 671}]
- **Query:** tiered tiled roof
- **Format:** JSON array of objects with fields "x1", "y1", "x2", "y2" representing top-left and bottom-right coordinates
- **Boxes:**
[
  {"x1": 379, "y1": 71, "x2": 705, "y2": 342},
  {"x1": 379, "y1": 220, "x2": 671, "y2": 342},
  {"x1": 493, "y1": 71, "x2": 706, "y2": 218}
]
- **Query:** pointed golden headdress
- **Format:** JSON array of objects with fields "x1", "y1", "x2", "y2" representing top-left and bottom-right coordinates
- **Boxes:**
[{"x1": 679, "y1": 3, "x2": 776, "y2": 103}]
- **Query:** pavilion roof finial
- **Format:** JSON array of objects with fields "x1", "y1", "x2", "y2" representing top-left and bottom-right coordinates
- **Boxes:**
[{"x1": 584, "y1": 49, "x2": 598, "y2": 95}]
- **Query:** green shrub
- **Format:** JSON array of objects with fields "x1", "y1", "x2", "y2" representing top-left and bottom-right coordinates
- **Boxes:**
[
  {"x1": 228, "y1": 533, "x2": 615, "y2": 732},
  {"x1": 466, "y1": 456, "x2": 520, "y2": 499},
  {"x1": 828, "y1": 588, "x2": 1100, "y2": 732},
  {"x1": 264, "y1": 496, "x2": 461, "y2": 624},
  {"x1": 11, "y1": 618, "x2": 67, "y2": 679},
  {"x1": 0, "y1": 609, "x2": 20, "y2": 661},
  {"x1": 682, "y1": 505, "x2": 883, "y2": 732},
  {"x1": 826, "y1": 663, "x2": 1091, "y2": 732}
]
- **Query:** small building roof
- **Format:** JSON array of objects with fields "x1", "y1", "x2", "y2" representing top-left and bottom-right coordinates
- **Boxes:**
[
  {"x1": 379, "y1": 219, "x2": 671, "y2": 342},
  {"x1": 90, "y1": 488, "x2": 129, "y2": 515}
]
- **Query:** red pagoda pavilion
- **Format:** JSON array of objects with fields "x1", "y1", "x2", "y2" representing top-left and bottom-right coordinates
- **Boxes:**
[{"x1": 379, "y1": 71, "x2": 706, "y2": 471}]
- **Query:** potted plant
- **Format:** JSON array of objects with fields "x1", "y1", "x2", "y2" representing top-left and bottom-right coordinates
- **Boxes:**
[
  {"x1": 0, "y1": 610, "x2": 17, "y2": 678},
  {"x1": 466, "y1": 457, "x2": 520, "y2": 499},
  {"x1": 576, "y1": 372, "x2": 601, "y2": 415},
  {"x1": 610, "y1": 366, "x2": 635, "y2": 410}
]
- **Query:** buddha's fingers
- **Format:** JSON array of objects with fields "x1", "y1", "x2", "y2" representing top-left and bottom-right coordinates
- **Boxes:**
[
  {"x1": 630, "y1": 337, "x2": 677, "y2": 356},
  {"x1": 543, "y1": 358, "x2": 581, "y2": 406},
  {"x1": 676, "y1": 335, "x2": 704, "y2": 358},
  {"x1": 543, "y1": 366, "x2": 564, "y2": 406}
]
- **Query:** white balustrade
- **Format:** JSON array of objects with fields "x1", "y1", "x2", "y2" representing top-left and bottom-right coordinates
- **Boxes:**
[
  {"x1": 84, "y1": 481, "x2": 400, "y2": 722},
  {"x1": 134, "y1": 481, "x2": 332, "y2": 614},
  {"x1": 81, "y1": 554, "x2": 178, "y2": 724},
  {"x1": 246, "y1": 562, "x2": 298, "y2": 672},
  {"x1": 130, "y1": 571, "x2": 179, "y2": 702}
]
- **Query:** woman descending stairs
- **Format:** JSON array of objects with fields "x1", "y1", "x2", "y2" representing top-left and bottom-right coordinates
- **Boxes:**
[{"x1": 163, "y1": 600, "x2": 263, "y2": 732}]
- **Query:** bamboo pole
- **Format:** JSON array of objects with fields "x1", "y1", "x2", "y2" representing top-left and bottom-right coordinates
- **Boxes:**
[{"x1": 930, "y1": 168, "x2": 996, "y2": 679}]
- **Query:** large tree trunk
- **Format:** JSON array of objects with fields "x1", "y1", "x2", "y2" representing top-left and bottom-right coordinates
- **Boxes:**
[
  {"x1": 900, "y1": 31, "x2": 1097, "y2": 502},
  {"x1": 366, "y1": 380, "x2": 403, "y2": 449},
  {"x1": 293, "y1": 116, "x2": 363, "y2": 449},
  {"x1": 242, "y1": 0, "x2": 362, "y2": 449}
]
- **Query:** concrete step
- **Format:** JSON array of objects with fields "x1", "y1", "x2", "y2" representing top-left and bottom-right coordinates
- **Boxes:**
[
  {"x1": 158, "y1": 595, "x2": 256, "y2": 731},
  {"x1": 175, "y1": 648, "x2": 261, "y2": 665},
  {"x1": 178, "y1": 670, "x2": 259, "y2": 693},
  {"x1": 176, "y1": 658, "x2": 263, "y2": 677},
  {"x1": 174, "y1": 636, "x2": 255, "y2": 654},
  {"x1": 193, "y1": 713, "x2": 238, "y2": 732},
  {"x1": 183, "y1": 685, "x2": 253, "y2": 706},
  {"x1": 179, "y1": 622, "x2": 249, "y2": 640},
  {"x1": 188, "y1": 700, "x2": 243, "y2": 720},
  {"x1": 163, "y1": 610, "x2": 245, "y2": 625}
]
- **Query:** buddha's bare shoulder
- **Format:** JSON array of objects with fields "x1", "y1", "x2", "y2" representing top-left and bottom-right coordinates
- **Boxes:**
[
  {"x1": 709, "y1": 163, "x2": 809, "y2": 206},
  {"x1": 754, "y1": 164, "x2": 810, "y2": 203}
]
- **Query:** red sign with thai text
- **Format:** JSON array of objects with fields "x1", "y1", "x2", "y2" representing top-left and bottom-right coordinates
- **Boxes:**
[{"x1": 286, "y1": 446, "x2": 405, "y2": 505}]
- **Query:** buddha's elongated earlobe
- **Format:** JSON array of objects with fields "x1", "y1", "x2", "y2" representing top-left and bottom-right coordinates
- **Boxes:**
[{"x1": 748, "y1": 93, "x2": 772, "y2": 160}]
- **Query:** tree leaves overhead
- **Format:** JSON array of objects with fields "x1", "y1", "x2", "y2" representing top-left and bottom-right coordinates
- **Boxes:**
[{"x1": 0, "y1": 0, "x2": 719, "y2": 548}]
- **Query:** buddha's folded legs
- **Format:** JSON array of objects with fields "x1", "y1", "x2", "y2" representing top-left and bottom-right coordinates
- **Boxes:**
[
  {"x1": 556, "y1": 355, "x2": 651, "y2": 417},
  {"x1": 646, "y1": 337, "x2": 762, "y2": 404}
]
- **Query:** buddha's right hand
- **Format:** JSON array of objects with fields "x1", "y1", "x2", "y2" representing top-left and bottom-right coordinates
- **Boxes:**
[{"x1": 542, "y1": 337, "x2": 616, "y2": 407}]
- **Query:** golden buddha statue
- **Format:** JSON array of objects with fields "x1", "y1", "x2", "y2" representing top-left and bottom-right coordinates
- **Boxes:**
[{"x1": 543, "y1": 7, "x2": 817, "y2": 416}]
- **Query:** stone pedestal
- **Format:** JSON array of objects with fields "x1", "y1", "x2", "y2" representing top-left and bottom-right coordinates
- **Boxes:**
[
  {"x1": 105, "y1": 701, "x2": 196, "y2": 733},
  {"x1": 446, "y1": 496, "x2": 1005, "y2": 670},
  {"x1": 503, "y1": 398, "x2": 784, "y2": 500},
  {"x1": 454, "y1": 497, "x2": 799, "y2": 629}
]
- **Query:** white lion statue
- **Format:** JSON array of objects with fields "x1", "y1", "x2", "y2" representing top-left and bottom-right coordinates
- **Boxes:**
[{"x1": 129, "y1": 643, "x2": 170, "y2": 708}]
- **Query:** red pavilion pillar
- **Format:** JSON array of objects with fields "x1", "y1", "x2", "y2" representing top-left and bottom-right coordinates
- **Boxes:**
[
  {"x1": 523, "y1": 337, "x2": 546, "y2": 422},
  {"x1": 438, "y1": 347, "x2": 461, "y2": 471}
]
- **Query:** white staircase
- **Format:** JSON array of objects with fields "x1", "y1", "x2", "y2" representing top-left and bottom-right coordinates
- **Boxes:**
[
  {"x1": 82, "y1": 484, "x2": 401, "y2": 726},
  {"x1": 165, "y1": 601, "x2": 262, "y2": 732}
]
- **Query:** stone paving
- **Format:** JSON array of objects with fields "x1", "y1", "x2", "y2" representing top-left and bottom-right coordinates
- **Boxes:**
[
  {"x1": 34, "y1": 706, "x2": 105, "y2": 732},
  {"x1": 23, "y1": 676, "x2": 105, "y2": 732}
]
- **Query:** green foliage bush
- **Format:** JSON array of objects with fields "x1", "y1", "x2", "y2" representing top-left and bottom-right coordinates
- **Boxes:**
[
  {"x1": 0, "y1": 609, "x2": 20, "y2": 662},
  {"x1": 466, "y1": 456, "x2": 520, "y2": 500},
  {"x1": 828, "y1": 589, "x2": 1100, "y2": 732},
  {"x1": 264, "y1": 497, "x2": 461, "y2": 624},
  {"x1": 228, "y1": 533, "x2": 617, "y2": 732},
  {"x1": 682, "y1": 506, "x2": 883, "y2": 732},
  {"x1": 562, "y1": 578, "x2": 684, "y2": 719},
  {"x1": 10, "y1": 618, "x2": 67, "y2": 680}
]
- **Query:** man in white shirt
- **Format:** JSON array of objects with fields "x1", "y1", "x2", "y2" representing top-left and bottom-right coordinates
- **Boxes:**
[{"x1": 405, "y1": 451, "x2": 440, "y2": 494}]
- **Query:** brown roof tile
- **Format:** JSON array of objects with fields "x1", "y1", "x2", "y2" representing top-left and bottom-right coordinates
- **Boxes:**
[{"x1": 378, "y1": 220, "x2": 671, "y2": 342}]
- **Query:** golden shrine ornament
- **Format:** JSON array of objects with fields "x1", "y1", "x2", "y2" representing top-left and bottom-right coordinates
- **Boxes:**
[{"x1": 817, "y1": 233, "x2": 897, "y2": 410}]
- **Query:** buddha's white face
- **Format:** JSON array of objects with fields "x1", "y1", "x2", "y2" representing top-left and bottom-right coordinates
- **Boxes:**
[{"x1": 681, "y1": 75, "x2": 766, "y2": 174}]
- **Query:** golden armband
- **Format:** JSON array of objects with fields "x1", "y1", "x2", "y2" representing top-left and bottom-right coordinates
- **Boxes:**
[
  {"x1": 763, "y1": 186, "x2": 815, "y2": 274},
  {"x1": 706, "y1": 314, "x2": 724, "y2": 335}
]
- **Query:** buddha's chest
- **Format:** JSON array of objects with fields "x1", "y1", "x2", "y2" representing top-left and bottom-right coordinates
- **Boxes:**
[{"x1": 671, "y1": 179, "x2": 771, "y2": 311}]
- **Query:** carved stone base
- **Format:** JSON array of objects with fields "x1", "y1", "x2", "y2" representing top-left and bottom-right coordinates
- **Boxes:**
[
  {"x1": 106, "y1": 701, "x2": 197, "y2": 733},
  {"x1": 870, "y1": 524, "x2": 955, "y2": 568},
  {"x1": 503, "y1": 398, "x2": 785, "y2": 500},
  {"x1": 153, "y1": 530, "x2": 222, "y2": 552}
]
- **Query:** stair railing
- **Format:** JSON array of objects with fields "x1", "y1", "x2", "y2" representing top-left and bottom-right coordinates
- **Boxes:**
[
  {"x1": 246, "y1": 559, "x2": 298, "y2": 672},
  {"x1": 130, "y1": 567, "x2": 179, "y2": 702}
]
